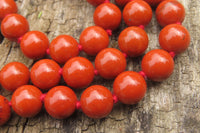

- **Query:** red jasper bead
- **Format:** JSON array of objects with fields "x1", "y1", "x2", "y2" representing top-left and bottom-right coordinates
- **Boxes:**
[
  {"x1": 0, "y1": 62, "x2": 29, "y2": 92},
  {"x1": 30, "y1": 59, "x2": 61, "y2": 90},
  {"x1": 95, "y1": 48, "x2": 127, "y2": 79},
  {"x1": 141, "y1": 49, "x2": 174, "y2": 81},
  {"x1": 11, "y1": 85, "x2": 42, "y2": 117},
  {"x1": 115, "y1": 0, "x2": 130, "y2": 6},
  {"x1": 0, "y1": 0, "x2": 17, "y2": 20},
  {"x1": 0, "y1": 95, "x2": 11, "y2": 126},
  {"x1": 87, "y1": 0, "x2": 105, "y2": 6},
  {"x1": 123, "y1": 0, "x2": 152, "y2": 27},
  {"x1": 159, "y1": 24, "x2": 190, "y2": 54},
  {"x1": 156, "y1": 0, "x2": 185, "y2": 27},
  {"x1": 49, "y1": 35, "x2": 79, "y2": 64},
  {"x1": 62, "y1": 57, "x2": 94, "y2": 89},
  {"x1": 118, "y1": 26, "x2": 148, "y2": 57},
  {"x1": 144, "y1": 0, "x2": 164, "y2": 7},
  {"x1": 80, "y1": 85, "x2": 113, "y2": 119},
  {"x1": 44, "y1": 86, "x2": 77, "y2": 119},
  {"x1": 1, "y1": 14, "x2": 29, "y2": 41},
  {"x1": 79, "y1": 26, "x2": 109, "y2": 56},
  {"x1": 93, "y1": 3, "x2": 121, "y2": 30},
  {"x1": 113, "y1": 71, "x2": 147, "y2": 104},
  {"x1": 20, "y1": 31, "x2": 49, "y2": 59}
]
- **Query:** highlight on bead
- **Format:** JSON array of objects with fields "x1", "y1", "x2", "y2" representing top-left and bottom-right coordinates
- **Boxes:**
[{"x1": 0, "y1": 0, "x2": 18, "y2": 20}]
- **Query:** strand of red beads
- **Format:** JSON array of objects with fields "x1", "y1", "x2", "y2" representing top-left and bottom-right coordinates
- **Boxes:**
[{"x1": 0, "y1": 0, "x2": 190, "y2": 126}]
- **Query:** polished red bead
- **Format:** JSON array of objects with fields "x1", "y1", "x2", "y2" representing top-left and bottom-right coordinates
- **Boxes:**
[
  {"x1": 0, "y1": 0, "x2": 17, "y2": 20},
  {"x1": 156, "y1": 0, "x2": 185, "y2": 27},
  {"x1": 11, "y1": 85, "x2": 42, "y2": 117},
  {"x1": 144, "y1": 0, "x2": 164, "y2": 7},
  {"x1": 123, "y1": 0, "x2": 152, "y2": 27},
  {"x1": 141, "y1": 49, "x2": 174, "y2": 81},
  {"x1": 44, "y1": 86, "x2": 77, "y2": 119},
  {"x1": 115, "y1": 0, "x2": 130, "y2": 6},
  {"x1": 1, "y1": 14, "x2": 29, "y2": 41},
  {"x1": 30, "y1": 59, "x2": 61, "y2": 90},
  {"x1": 113, "y1": 71, "x2": 147, "y2": 104},
  {"x1": 93, "y1": 3, "x2": 121, "y2": 30},
  {"x1": 80, "y1": 85, "x2": 113, "y2": 119},
  {"x1": 20, "y1": 31, "x2": 49, "y2": 59},
  {"x1": 159, "y1": 24, "x2": 190, "y2": 54},
  {"x1": 0, "y1": 95, "x2": 11, "y2": 126},
  {"x1": 62, "y1": 57, "x2": 94, "y2": 89},
  {"x1": 118, "y1": 26, "x2": 149, "y2": 57},
  {"x1": 87, "y1": 0, "x2": 105, "y2": 6},
  {"x1": 0, "y1": 62, "x2": 29, "y2": 92},
  {"x1": 49, "y1": 35, "x2": 79, "y2": 64},
  {"x1": 95, "y1": 48, "x2": 126, "y2": 79},
  {"x1": 79, "y1": 26, "x2": 109, "y2": 56}
]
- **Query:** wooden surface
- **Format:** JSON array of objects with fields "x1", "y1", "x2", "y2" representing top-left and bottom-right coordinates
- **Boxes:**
[{"x1": 0, "y1": 0, "x2": 200, "y2": 133}]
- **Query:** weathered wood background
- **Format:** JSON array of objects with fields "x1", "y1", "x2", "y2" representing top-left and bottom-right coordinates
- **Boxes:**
[{"x1": 0, "y1": 0, "x2": 200, "y2": 133}]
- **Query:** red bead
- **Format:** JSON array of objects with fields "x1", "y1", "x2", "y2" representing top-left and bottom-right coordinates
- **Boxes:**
[
  {"x1": 49, "y1": 35, "x2": 79, "y2": 64},
  {"x1": 80, "y1": 85, "x2": 113, "y2": 119},
  {"x1": 144, "y1": 0, "x2": 164, "y2": 7},
  {"x1": 115, "y1": 0, "x2": 130, "y2": 6},
  {"x1": 156, "y1": 0, "x2": 185, "y2": 27},
  {"x1": 123, "y1": 0, "x2": 152, "y2": 26},
  {"x1": 79, "y1": 26, "x2": 109, "y2": 56},
  {"x1": 44, "y1": 86, "x2": 77, "y2": 119},
  {"x1": 0, "y1": 0, "x2": 17, "y2": 20},
  {"x1": 20, "y1": 31, "x2": 49, "y2": 59},
  {"x1": 62, "y1": 57, "x2": 94, "y2": 89},
  {"x1": 118, "y1": 26, "x2": 148, "y2": 57},
  {"x1": 0, "y1": 95, "x2": 11, "y2": 126},
  {"x1": 95, "y1": 48, "x2": 127, "y2": 79},
  {"x1": 1, "y1": 14, "x2": 29, "y2": 41},
  {"x1": 159, "y1": 24, "x2": 190, "y2": 54},
  {"x1": 87, "y1": 0, "x2": 105, "y2": 6},
  {"x1": 30, "y1": 59, "x2": 61, "y2": 90},
  {"x1": 11, "y1": 85, "x2": 42, "y2": 117},
  {"x1": 93, "y1": 3, "x2": 121, "y2": 30},
  {"x1": 0, "y1": 62, "x2": 29, "y2": 92},
  {"x1": 141, "y1": 49, "x2": 174, "y2": 81}
]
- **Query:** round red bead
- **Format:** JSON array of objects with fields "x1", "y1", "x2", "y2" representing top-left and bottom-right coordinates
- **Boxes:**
[
  {"x1": 159, "y1": 24, "x2": 190, "y2": 54},
  {"x1": 62, "y1": 57, "x2": 94, "y2": 89},
  {"x1": 0, "y1": 0, "x2": 17, "y2": 20},
  {"x1": 113, "y1": 71, "x2": 147, "y2": 104},
  {"x1": 118, "y1": 26, "x2": 149, "y2": 57},
  {"x1": 44, "y1": 86, "x2": 77, "y2": 119},
  {"x1": 87, "y1": 0, "x2": 105, "y2": 6},
  {"x1": 20, "y1": 31, "x2": 49, "y2": 59},
  {"x1": 1, "y1": 14, "x2": 29, "y2": 41},
  {"x1": 30, "y1": 59, "x2": 61, "y2": 90},
  {"x1": 79, "y1": 26, "x2": 109, "y2": 56},
  {"x1": 0, "y1": 62, "x2": 29, "y2": 92},
  {"x1": 141, "y1": 49, "x2": 174, "y2": 81},
  {"x1": 115, "y1": 0, "x2": 130, "y2": 6},
  {"x1": 123, "y1": 0, "x2": 152, "y2": 26},
  {"x1": 156, "y1": 0, "x2": 185, "y2": 27},
  {"x1": 80, "y1": 85, "x2": 113, "y2": 119},
  {"x1": 11, "y1": 85, "x2": 42, "y2": 117},
  {"x1": 144, "y1": 0, "x2": 164, "y2": 7},
  {"x1": 95, "y1": 48, "x2": 127, "y2": 79},
  {"x1": 93, "y1": 3, "x2": 121, "y2": 30},
  {"x1": 0, "y1": 95, "x2": 11, "y2": 126}
]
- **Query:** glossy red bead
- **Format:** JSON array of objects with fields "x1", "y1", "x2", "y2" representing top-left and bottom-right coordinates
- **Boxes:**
[
  {"x1": 0, "y1": 95, "x2": 11, "y2": 126},
  {"x1": 118, "y1": 26, "x2": 148, "y2": 57},
  {"x1": 141, "y1": 49, "x2": 174, "y2": 81},
  {"x1": 49, "y1": 35, "x2": 79, "y2": 64},
  {"x1": 113, "y1": 71, "x2": 147, "y2": 105},
  {"x1": 44, "y1": 86, "x2": 77, "y2": 119},
  {"x1": 159, "y1": 24, "x2": 190, "y2": 54},
  {"x1": 20, "y1": 31, "x2": 49, "y2": 59},
  {"x1": 156, "y1": 0, "x2": 185, "y2": 27},
  {"x1": 0, "y1": 62, "x2": 29, "y2": 92},
  {"x1": 144, "y1": 0, "x2": 164, "y2": 7},
  {"x1": 62, "y1": 57, "x2": 94, "y2": 89},
  {"x1": 11, "y1": 85, "x2": 42, "y2": 117},
  {"x1": 115, "y1": 0, "x2": 130, "y2": 6},
  {"x1": 95, "y1": 48, "x2": 127, "y2": 79},
  {"x1": 79, "y1": 26, "x2": 109, "y2": 56},
  {"x1": 123, "y1": 0, "x2": 152, "y2": 26},
  {"x1": 30, "y1": 59, "x2": 61, "y2": 90},
  {"x1": 80, "y1": 85, "x2": 113, "y2": 119},
  {"x1": 0, "y1": 0, "x2": 17, "y2": 20},
  {"x1": 93, "y1": 3, "x2": 121, "y2": 30},
  {"x1": 87, "y1": 0, "x2": 105, "y2": 6},
  {"x1": 1, "y1": 14, "x2": 29, "y2": 41}
]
